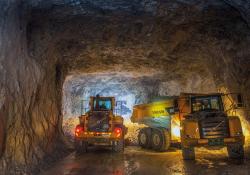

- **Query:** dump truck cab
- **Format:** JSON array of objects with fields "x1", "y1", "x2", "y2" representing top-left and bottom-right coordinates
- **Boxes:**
[
  {"x1": 75, "y1": 95, "x2": 125, "y2": 153},
  {"x1": 179, "y1": 93, "x2": 245, "y2": 160}
]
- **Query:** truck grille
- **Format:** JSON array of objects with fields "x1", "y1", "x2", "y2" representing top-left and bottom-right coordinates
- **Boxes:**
[
  {"x1": 200, "y1": 117, "x2": 229, "y2": 139},
  {"x1": 87, "y1": 111, "x2": 110, "y2": 132}
]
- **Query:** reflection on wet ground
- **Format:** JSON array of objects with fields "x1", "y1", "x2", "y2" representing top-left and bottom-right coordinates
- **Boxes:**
[{"x1": 40, "y1": 146, "x2": 250, "y2": 175}]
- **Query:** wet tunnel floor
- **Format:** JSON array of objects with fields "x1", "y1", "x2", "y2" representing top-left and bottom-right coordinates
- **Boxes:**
[{"x1": 40, "y1": 146, "x2": 250, "y2": 175}]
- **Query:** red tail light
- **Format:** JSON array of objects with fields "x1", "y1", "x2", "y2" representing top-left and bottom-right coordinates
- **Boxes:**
[
  {"x1": 114, "y1": 127, "x2": 122, "y2": 138},
  {"x1": 75, "y1": 125, "x2": 84, "y2": 137}
]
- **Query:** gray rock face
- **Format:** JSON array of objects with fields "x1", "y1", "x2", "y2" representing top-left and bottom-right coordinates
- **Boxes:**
[
  {"x1": 0, "y1": 1, "x2": 68, "y2": 174},
  {"x1": 0, "y1": 0, "x2": 250, "y2": 174},
  {"x1": 25, "y1": 0, "x2": 250, "y2": 27},
  {"x1": 224, "y1": 0, "x2": 250, "y2": 27}
]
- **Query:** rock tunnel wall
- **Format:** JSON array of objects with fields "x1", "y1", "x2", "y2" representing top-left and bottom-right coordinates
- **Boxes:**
[
  {"x1": 0, "y1": 0, "x2": 249, "y2": 174},
  {"x1": 0, "y1": 2, "x2": 67, "y2": 174}
]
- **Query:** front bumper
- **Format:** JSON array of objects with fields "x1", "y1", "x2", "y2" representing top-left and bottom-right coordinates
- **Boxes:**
[{"x1": 182, "y1": 136, "x2": 245, "y2": 148}]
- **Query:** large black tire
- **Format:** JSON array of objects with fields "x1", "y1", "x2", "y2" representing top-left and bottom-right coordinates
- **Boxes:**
[
  {"x1": 162, "y1": 130, "x2": 171, "y2": 151},
  {"x1": 138, "y1": 128, "x2": 151, "y2": 149},
  {"x1": 75, "y1": 140, "x2": 88, "y2": 154},
  {"x1": 151, "y1": 129, "x2": 170, "y2": 152},
  {"x1": 227, "y1": 144, "x2": 244, "y2": 159},
  {"x1": 112, "y1": 140, "x2": 124, "y2": 153},
  {"x1": 182, "y1": 147, "x2": 195, "y2": 160}
]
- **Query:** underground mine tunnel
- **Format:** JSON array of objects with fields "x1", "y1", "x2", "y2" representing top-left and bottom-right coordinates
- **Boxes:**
[{"x1": 0, "y1": 0, "x2": 250, "y2": 175}]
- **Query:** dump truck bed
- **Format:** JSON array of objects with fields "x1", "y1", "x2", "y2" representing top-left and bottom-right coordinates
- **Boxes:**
[{"x1": 131, "y1": 99, "x2": 175, "y2": 129}]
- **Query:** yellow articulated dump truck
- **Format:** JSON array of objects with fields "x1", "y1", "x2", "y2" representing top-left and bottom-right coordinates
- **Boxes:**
[
  {"x1": 131, "y1": 97, "x2": 181, "y2": 151},
  {"x1": 74, "y1": 95, "x2": 126, "y2": 153},
  {"x1": 179, "y1": 93, "x2": 245, "y2": 160}
]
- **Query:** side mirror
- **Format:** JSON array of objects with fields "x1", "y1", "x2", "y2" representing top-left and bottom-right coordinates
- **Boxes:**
[{"x1": 236, "y1": 94, "x2": 244, "y2": 108}]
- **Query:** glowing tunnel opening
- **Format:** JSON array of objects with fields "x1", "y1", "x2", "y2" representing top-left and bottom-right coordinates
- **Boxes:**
[{"x1": 62, "y1": 72, "x2": 161, "y2": 143}]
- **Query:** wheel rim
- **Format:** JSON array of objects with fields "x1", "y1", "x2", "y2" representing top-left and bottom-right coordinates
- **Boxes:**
[
  {"x1": 140, "y1": 133, "x2": 147, "y2": 145},
  {"x1": 153, "y1": 134, "x2": 160, "y2": 146}
]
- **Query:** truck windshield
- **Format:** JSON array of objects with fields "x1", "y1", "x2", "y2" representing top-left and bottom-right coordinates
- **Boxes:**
[
  {"x1": 191, "y1": 96, "x2": 223, "y2": 112},
  {"x1": 93, "y1": 98, "x2": 112, "y2": 110}
]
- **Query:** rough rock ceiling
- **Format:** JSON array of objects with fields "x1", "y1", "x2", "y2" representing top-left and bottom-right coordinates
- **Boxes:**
[
  {"x1": 27, "y1": 0, "x2": 250, "y2": 86},
  {"x1": 24, "y1": 0, "x2": 250, "y2": 28},
  {"x1": 224, "y1": 0, "x2": 250, "y2": 26},
  {"x1": 27, "y1": 0, "x2": 250, "y2": 108}
]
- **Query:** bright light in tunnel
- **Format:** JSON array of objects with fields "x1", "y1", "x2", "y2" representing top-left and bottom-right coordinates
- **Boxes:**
[
  {"x1": 62, "y1": 73, "x2": 145, "y2": 140},
  {"x1": 115, "y1": 94, "x2": 135, "y2": 121},
  {"x1": 172, "y1": 125, "x2": 181, "y2": 138},
  {"x1": 170, "y1": 114, "x2": 181, "y2": 140},
  {"x1": 62, "y1": 74, "x2": 137, "y2": 120},
  {"x1": 69, "y1": 90, "x2": 135, "y2": 122}
]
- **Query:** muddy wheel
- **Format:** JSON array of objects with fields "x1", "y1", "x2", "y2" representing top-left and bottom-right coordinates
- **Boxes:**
[
  {"x1": 227, "y1": 144, "x2": 244, "y2": 159},
  {"x1": 138, "y1": 128, "x2": 151, "y2": 149},
  {"x1": 182, "y1": 147, "x2": 195, "y2": 160},
  {"x1": 75, "y1": 140, "x2": 87, "y2": 154},
  {"x1": 151, "y1": 129, "x2": 169, "y2": 152},
  {"x1": 112, "y1": 140, "x2": 124, "y2": 153}
]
